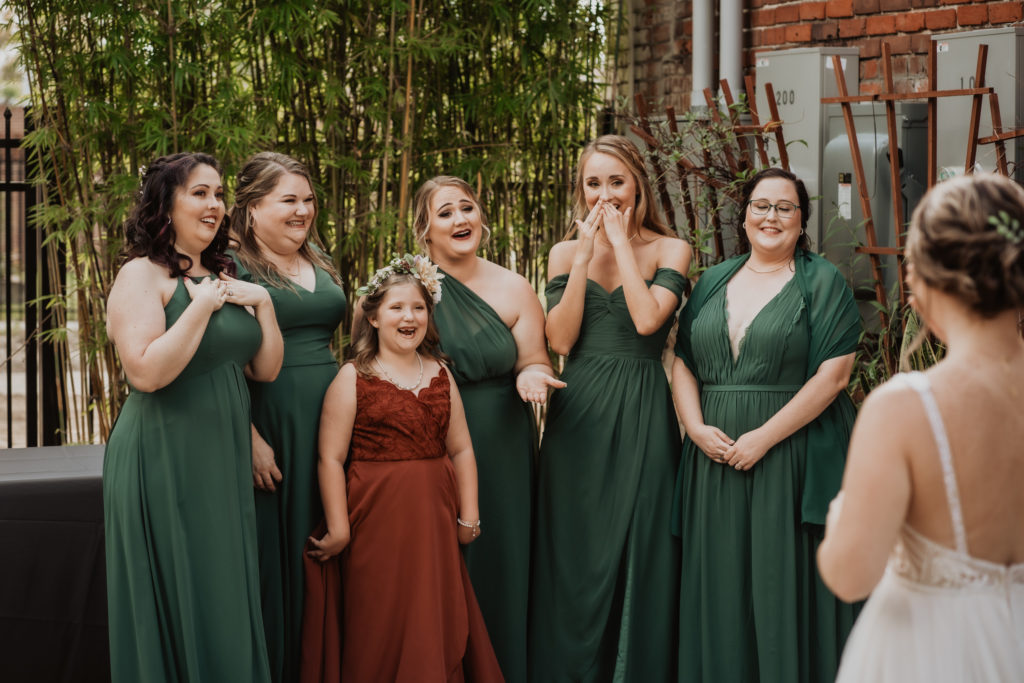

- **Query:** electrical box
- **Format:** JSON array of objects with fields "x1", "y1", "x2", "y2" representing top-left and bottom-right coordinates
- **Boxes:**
[
  {"x1": 933, "y1": 27, "x2": 1024, "y2": 183},
  {"x1": 820, "y1": 103, "x2": 928, "y2": 307},
  {"x1": 755, "y1": 47, "x2": 860, "y2": 247}
]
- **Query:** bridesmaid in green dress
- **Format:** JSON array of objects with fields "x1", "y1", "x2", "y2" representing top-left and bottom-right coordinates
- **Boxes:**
[
  {"x1": 412, "y1": 176, "x2": 563, "y2": 683},
  {"x1": 672, "y1": 167, "x2": 860, "y2": 682},
  {"x1": 229, "y1": 152, "x2": 347, "y2": 683},
  {"x1": 530, "y1": 135, "x2": 691, "y2": 681},
  {"x1": 104, "y1": 153, "x2": 282, "y2": 682}
]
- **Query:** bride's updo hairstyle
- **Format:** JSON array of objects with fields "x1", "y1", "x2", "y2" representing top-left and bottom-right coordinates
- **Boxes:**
[{"x1": 907, "y1": 173, "x2": 1024, "y2": 317}]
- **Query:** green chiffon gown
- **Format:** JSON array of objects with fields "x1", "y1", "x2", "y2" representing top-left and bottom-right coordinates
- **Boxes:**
[
  {"x1": 103, "y1": 277, "x2": 271, "y2": 683},
  {"x1": 239, "y1": 262, "x2": 346, "y2": 683},
  {"x1": 673, "y1": 252, "x2": 860, "y2": 682},
  {"x1": 433, "y1": 271, "x2": 535, "y2": 683},
  {"x1": 529, "y1": 268, "x2": 685, "y2": 682}
]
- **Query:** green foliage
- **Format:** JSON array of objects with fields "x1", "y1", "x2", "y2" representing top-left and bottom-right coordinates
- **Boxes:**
[{"x1": 9, "y1": 0, "x2": 613, "y2": 441}]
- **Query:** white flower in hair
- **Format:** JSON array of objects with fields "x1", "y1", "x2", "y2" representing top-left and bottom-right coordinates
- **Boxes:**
[{"x1": 355, "y1": 253, "x2": 445, "y2": 303}]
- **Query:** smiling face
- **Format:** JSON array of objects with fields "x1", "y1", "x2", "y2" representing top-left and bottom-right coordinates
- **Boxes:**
[
  {"x1": 581, "y1": 151, "x2": 637, "y2": 221},
  {"x1": 168, "y1": 164, "x2": 225, "y2": 257},
  {"x1": 743, "y1": 176, "x2": 803, "y2": 258},
  {"x1": 249, "y1": 172, "x2": 315, "y2": 256},
  {"x1": 424, "y1": 185, "x2": 483, "y2": 261},
  {"x1": 368, "y1": 280, "x2": 430, "y2": 354}
]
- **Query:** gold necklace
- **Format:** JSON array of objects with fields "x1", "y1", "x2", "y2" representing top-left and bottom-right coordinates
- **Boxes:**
[
  {"x1": 373, "y1": 354, "x2": 423, "y2": 391},
  {"x1": 745, "y1": 258, "x2": 792, "y2": 274}
]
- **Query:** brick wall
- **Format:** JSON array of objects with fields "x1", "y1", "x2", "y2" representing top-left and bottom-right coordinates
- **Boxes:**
[{"x1": 631, "y1": 0, "x2": 1023, "y2": 106}]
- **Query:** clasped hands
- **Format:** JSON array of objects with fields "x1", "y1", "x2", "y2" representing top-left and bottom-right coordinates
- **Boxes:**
[
  {"x1": 690, "y1": 423, "x2": 772, "y2": 471},
  {"x1": 184, "y1": 272, "x2": 271, "y2": 311}
]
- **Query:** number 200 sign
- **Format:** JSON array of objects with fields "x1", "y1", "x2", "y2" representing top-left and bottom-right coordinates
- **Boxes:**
[{"x1": 775, "y1": 89, "x2": 796, "y2": 106}]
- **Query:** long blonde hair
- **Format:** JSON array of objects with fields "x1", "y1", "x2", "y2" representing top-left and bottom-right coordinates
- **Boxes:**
[
  {"x1": 229, "y1": 152, "x2": 341, "y2": 289},
  {"x1": 568, "y1": 135, "x2": 675, "y2": 239}
]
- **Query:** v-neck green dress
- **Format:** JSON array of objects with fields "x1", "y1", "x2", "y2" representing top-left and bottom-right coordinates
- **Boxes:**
[
  {"x1": 433, "y1": 270, "x2": 535, "y2": 683},
  {"x1": 673, "y1": 252, "x2": 860, "y2": 682},
  {"x1": 238, "y1": 261, "x2": 346, "y2": 683},
  {"x1": 104, "y1": 277, "x2": 271, "y2": 683},
  {"x1": 529, "y1": 268, "x2": 685, "y2": 682}
]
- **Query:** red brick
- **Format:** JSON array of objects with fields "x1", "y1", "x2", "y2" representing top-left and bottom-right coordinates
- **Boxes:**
[
  {"x1": 911, "y1": 34, "x2": 931, "y2": 53},
  {"x1": 886, "y1": 35, "x2": 913, "y2": 53},
  {"x1": 989, "y1": 2, "x2": 1024, "y2": 23},
  {"x1": 762, "y1": 26, "x2": 786, "y2": 46},
  {"x1": 673, "y1": 17, "x2": 687, "y2": 35},
  {"x1": 812, "y1": 21, "x2": 840, "y2": 40},
  {"x1": 785, "y1": 24, "x2": 813, "y2": 42},
  {"x1": 880, "y1": 0, "x2": 912, "y2": 9},
  {"x1": 924, "y1": 8, "x2": 956, "y2": 28},
  {"x1": 838, "y1": 17, "x2": 866, "y2": 36},
  {"x1": 892, "y1": 55, "x2": 909, "y2": 74},
  {"x1": 938, "y1": 0, "x2": 962, "y2": 5},
  {"x1": 908, "y1": 55, "x2": 929, "y2": 75},
  {"x1": 861, "y1": 58, "x2": 880, "y2": 79},
  {"x1": 800, "y1": 2, "x2": 827, "y2": 20},
  {"x1": 853, "y1": 0, "x2": 880, "y2": 13},
  {"x1": 653, "y1": 22, "x2": 671, "y2": 43},
  {"x1": 866, "y1": 15, "x2": 896, "y2": 33},
  {"x1": 750, "y1": 8, "x2": 776, "y2": 26},
  {"x1": 957, "y1": 5, "x2": 987, "y2": 24},
  {"x1": 855, "y1": 37, "x2": 882, "y2": 57},
  {"x1": 652, "y1": 41, "x2": 672, "y2": 60},
  {"x1": 827, "y1": 0, "x2": 854, "y2": 17},
  {"x1": 895, "y1": 11, "x2": 926, "y2": 31},
  {"x1": 861, "y1": 81, "x2": 883, "y2": 95},
  {"x1": 776, "y1": 4, "x2": 801, "y2": 22},
  {"x1": 911, "y1": 0, "x2": 938, "y2": 6}
]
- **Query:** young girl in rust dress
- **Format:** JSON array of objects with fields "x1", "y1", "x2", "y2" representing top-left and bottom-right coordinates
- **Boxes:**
[{"x1": 307, "y1": 255, "x2": 503, "y2": 682}]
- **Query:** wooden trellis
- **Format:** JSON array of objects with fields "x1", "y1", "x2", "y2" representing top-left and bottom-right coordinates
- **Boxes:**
[{"x1": 822, "y1": 41, "x2": 1024, "y2": 321}]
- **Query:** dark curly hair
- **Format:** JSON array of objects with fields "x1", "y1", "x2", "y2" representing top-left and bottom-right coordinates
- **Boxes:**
[
  {"x1": 123, "y1": 152, "x2": 234, "y2": 277},
  {"x1": 736, "y1": 167, "x2": 812, "y2": 254},
  {"x1": 907, "y1": 173, "x2": 1024, "y2": 318}
]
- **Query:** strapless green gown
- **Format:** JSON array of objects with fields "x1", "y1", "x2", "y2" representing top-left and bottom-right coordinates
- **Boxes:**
[
  {"x1": 433, "y1": 271, "x2": 535, "y2": 683},
  {"x1": 529, "y1": 268, "x2": 685, "y2": 682},
  {"x1": 104, "y1": 277, "x2": 270, "y2": 682},
  {"x1": 239, "y1": 263, "x2": 346, "y2": 683}
]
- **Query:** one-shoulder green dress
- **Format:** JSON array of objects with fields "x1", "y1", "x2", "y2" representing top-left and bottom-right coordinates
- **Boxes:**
[
  {"x1": 104, "y1": 277, "x2": 270, "y2": 683},
  {"x1": 238, "y1": 262, "x2": 346, "y2": 683},
  {"x1": 673, "y1": 251, "x2": 860, "y2": 682},
  {"x1": 529, "y1": 268, "x2": 685, "y2": 682},
  {"x1": 433, "y1": 270, "x2": 535, "y2": 683}
]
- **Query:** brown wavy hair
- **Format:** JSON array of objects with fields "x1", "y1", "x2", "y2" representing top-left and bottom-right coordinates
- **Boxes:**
[
  {"x1": 567, "y1": 134, "x2": 675, "y2": 239},
  {"x1": 349, "y1": 273, "x2": 449, "y2": 376},
  {"x1": 123, "y1": 152, "x2": 234, "y2": 277},
  {"x1": 907, "y1": 173, "x2": 1024, "y2": 317},
  {"x1": 412, "y1": 175, "x2": 491, "y2": 256},
  {"x1": 229, "y1": 151, "x2": 341, "y2": 290},
  {"x1": 735, "y1": 167, "x2": 812, "y2": 255}
]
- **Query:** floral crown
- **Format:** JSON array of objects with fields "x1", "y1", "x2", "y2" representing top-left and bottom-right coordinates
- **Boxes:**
[{"x1": 355, "y1": 253, "x2": 445, "y2": 303}]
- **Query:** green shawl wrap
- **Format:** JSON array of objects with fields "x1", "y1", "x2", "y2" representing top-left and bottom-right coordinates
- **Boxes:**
[{"x1": 674, "y1": 248, "x2": 860, "y2": 525}]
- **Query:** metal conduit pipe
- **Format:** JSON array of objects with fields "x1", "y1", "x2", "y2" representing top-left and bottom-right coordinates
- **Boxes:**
[
  {"x1": 719, "y1": 0, "x2": 744, "y2": 100},
  {"x1": 691, "y1": 0, "x2": 714, "y2": 108}
]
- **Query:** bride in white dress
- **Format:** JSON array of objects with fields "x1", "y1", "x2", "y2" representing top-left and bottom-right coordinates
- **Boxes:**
[{"x1": 817, "y1": 173, "x2": 1024, "y2": 682}]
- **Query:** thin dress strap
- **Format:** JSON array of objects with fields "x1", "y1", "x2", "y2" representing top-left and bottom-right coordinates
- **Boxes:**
[{"x1": 901, "y1": 371, "x2": 969, "y2": 555}]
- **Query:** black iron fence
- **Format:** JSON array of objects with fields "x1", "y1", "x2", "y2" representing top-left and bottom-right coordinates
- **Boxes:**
[{"x1": 1, "y1": 106, "x2": 62, "y2": 447}]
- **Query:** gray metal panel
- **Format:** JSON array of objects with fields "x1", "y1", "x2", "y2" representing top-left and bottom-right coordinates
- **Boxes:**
[
  {"x1": 820, "y1": 103, "x2": 928, "y2": 309},
  {"x1": 755, "y1": 48, "x2": 860, "y2": 246},
  {"x1": 932, "y1": 27, "x2": 1024, "y2": 182}
]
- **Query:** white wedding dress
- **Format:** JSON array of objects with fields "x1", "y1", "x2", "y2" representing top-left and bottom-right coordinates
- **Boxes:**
[{"x1": 835, "y1": 372, "x2": 1024, "y2": 682}]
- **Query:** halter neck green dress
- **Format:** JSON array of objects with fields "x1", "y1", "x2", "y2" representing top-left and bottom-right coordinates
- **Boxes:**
[
  {"x1": 433, "y1": 270, "x2": 535, "y2": 683},
  {"x1": 529, "y1": 268, "x2": 685, "y2": 682},
  {"x1": 104, "y1": 277, "x2": 270, "y2": 683},
  {"x1": 237, "y1": 261, "x2": 346, "y2": 683},
  {"x1": 673, "y1": 251, "x2": 860, "y2": 682}
]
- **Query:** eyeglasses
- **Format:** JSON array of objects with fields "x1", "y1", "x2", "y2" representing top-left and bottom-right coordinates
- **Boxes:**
[{"x1": 747, "y1": 199, "x2": 799, "y2": 219}]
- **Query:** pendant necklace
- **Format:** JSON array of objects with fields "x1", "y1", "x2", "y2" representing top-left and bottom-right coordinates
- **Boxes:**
[
  {"x1": 745, "y1": 258, "x2": 792, "y2": 274},
  {"x1": 374, "y1": 354, "x2": 424, "y2": 391}
]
